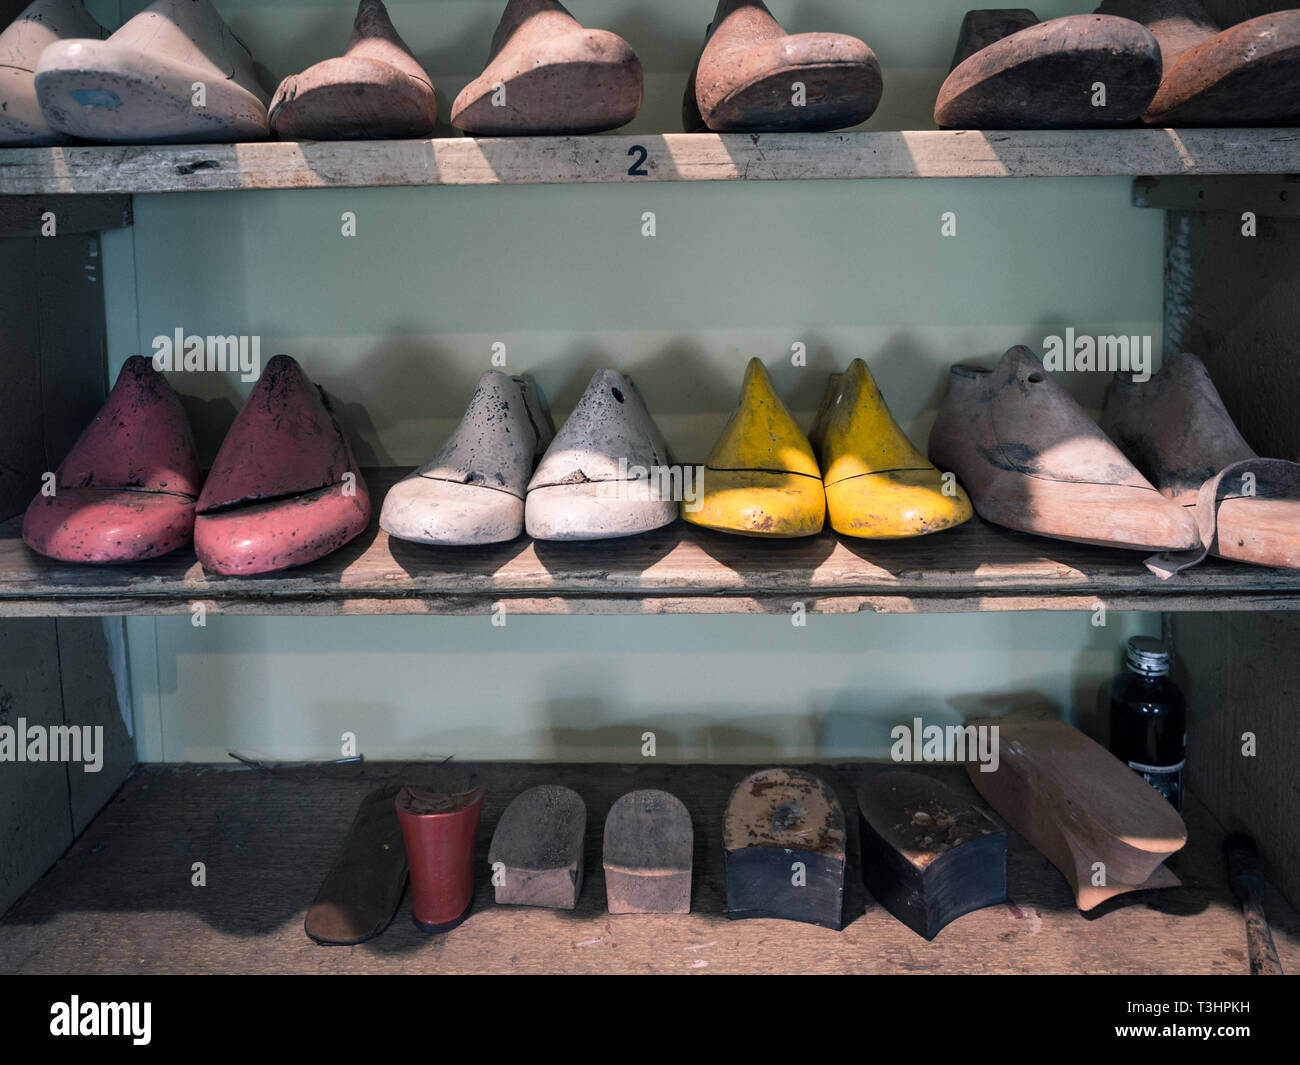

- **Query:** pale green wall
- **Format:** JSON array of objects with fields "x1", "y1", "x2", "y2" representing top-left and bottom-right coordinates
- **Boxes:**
[
  {"x1": 96, "y1": 0, "x2": 1166, "y2": 763},
  {"x1": 124, "y1": 613, "x2": 1148, "y2": 764}
]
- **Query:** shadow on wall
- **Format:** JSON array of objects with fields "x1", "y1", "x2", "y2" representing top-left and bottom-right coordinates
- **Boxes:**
[{"x1": 142, "y1": 609, "x2": 1151, "y2": 762}]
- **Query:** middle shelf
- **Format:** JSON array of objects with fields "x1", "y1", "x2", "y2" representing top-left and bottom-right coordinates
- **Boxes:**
[
  {"x1": 2, "y1": 129, "x2": 1299, "y2": 196},
  {"x1": 3, "y1": 467, "x2": 1298, "y2": 617}
]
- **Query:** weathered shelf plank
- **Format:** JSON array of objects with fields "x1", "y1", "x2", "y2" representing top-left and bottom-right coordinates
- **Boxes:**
[
  {"x1": 1, "y1": 762, "x2": 1295, "y2": 974},
  {"x1": 1, "y1": 129, "x2": 1298, "y2": 194},
  {"x1": 3, "y1": 467, "x2": 1300, "y2": 616}
]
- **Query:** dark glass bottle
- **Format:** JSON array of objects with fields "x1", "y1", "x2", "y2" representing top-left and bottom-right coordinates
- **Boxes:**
[{"x1": 1108, "y1": 637, "x2": 1186, "y2": 811}]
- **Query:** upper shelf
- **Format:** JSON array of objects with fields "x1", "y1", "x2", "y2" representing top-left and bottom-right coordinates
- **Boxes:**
[
  {"x1": 3, "y1": 467, "x2": 1300, "y2": 617},
  {"x1": 2, "y1": 129, "x2": 1299, "y2": 194}
]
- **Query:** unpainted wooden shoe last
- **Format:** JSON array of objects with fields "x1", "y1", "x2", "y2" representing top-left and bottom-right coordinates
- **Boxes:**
[
  {"x1": 928, "y1": 345, "x2": 1201, "y2": 552},
  {"x1": 1097, "y1": 0, "x2": 1300, "y2": 125},
  {"x1": 451, "y1": 0, "x2": 642, "y2": 135},
  {"x1": 35, "y1": 0, "x2": 269, "y2": 143},
  {"x1": 0, "y1": 0, "x2": 105, "y2": 145},
  {"x1": 269, "y1": 0, "x2": 438, "y2": 141},
  {"x1": 935, "y1": 9, "x2": 1161, "y2": 128},
  {"x1": 684, "y1": 0, "x2": 882, "y2": 133},
  {"x1": 1101, "y1": 352, "x2": 1300, "y2": 571}
]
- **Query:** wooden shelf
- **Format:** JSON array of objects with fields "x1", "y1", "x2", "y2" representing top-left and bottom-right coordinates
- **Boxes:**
[
  {"x1": 3, "y1": 468, "x2": 1300, "y2": 617},
  {"x1": 1, "y1": 761, "x2": 1294, "y2": 974},
  {"x1": 1, "y1": 129, "x2": 1298, "y2": 195}
]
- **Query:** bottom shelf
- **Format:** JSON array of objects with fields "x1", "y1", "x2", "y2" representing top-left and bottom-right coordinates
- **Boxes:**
[{"x1": 2, "y1": 762, "x2": 1296, "y2": 975}]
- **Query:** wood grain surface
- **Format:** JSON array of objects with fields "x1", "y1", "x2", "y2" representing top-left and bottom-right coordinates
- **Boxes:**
[
  {"x1": 603, "y1": 790, "x2": 692, "y2": 914},
  {"x1": 489, "y1": 784, "x2": 586, "y2": 910},
  {"x1": 966, "y1": 711, "x2": 1187, "y2": 909},
  {"x1": 1, "y1": 129, "x2": 1298, "y2": 195},
  {"x1": 1, "y1": 761, "x2": 1296, "y2": 974}
]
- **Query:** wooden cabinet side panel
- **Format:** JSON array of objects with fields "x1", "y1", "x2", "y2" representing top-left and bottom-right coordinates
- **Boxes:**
[
  {"x1": 1173, "y1": 613, "x2": 1300, "y2": 910},
  {"x1": 55, "y1": 619, "x2": 137, "y2": 834},
  {"x1": 0, "y1": 240, "x2": 44, "y2": 523},
  {"x1": 35, "y1": 234, "x2": 109, "y2": 469},
  {"x1": 1165, "y1": 211, "x2": 1300, "y2": 461},
  {"x1": 0, "y1": 233, "x2": 107, "y2": 523},
  {"x1": 0, "y1": 619, "x2": 73, "y2": 917},
  {"x1": 1164, "y1": 207, "x2": 1300, "y2": 909}
]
